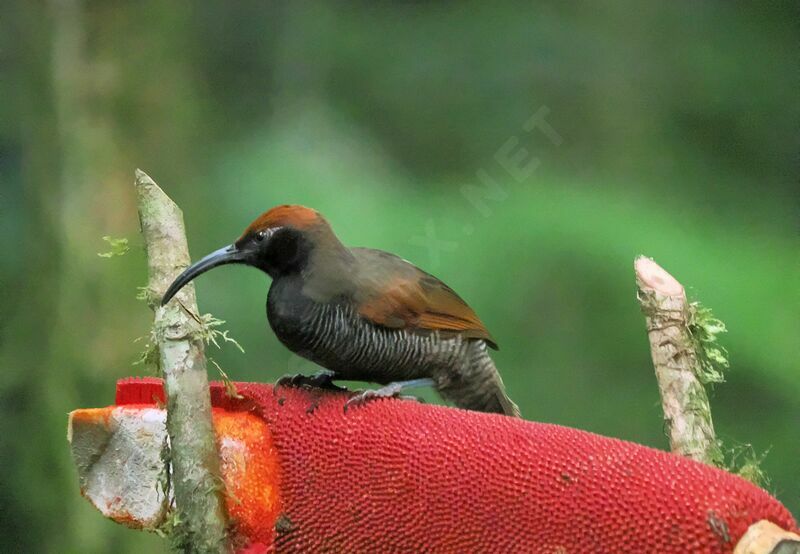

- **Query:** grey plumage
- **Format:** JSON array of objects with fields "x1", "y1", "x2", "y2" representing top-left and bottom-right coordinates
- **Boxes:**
[{"x1": 268, "y1": 279, "x2": 520, "y2": 416}]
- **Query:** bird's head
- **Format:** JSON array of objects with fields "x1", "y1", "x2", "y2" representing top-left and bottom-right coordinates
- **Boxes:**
[{"x1": 161, "y1": 205, "x2": 333, "y2": 305}]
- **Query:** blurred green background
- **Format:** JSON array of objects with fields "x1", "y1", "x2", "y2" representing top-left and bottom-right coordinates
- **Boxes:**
[{"x1": 1, "y1": 1, "x2": 797, "y2": 552}]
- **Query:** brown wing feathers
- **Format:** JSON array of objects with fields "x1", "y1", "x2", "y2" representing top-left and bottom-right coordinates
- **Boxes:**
[{"x1": 356, "y1": 272, "x2": 498, "y2": 349}]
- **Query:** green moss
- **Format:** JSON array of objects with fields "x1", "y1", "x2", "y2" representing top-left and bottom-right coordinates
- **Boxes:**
[
  {"x1": 185, "y1": 306, "x2": 244, "y2": 397},
  {"x1": 685, "y1": 303, "x2": 770, "y2": 486},
  {"x1": 210, "y1": 360, "x2": 243, "y2": 399},
  {"x1": 97, "y1": 235, "x2": 130, "y2": 258},
  {"x1": 136, "y1": 285, "x2": 157, "y2": 305},
  {"x1": 705, "y1": 439, "x2": 726, "y2": 469},
  {"x1": 725, "y1": 443, "x2": 771, "y2": 488},
  {"x1": 133, "y1": 326, "x2": 160, "y2": 374},
  {"x1": 155, "y1": 509, "x2": 192, "y2": 552},
  {"x1": 687, "y1": 302, "x2": 729, "y2": 385},
  {"x1": 192, "y1": 312, "x2": 245, "y2": 354},
  {"x1": 133, "y1": 286, "x2": 245, "y2": 377}
]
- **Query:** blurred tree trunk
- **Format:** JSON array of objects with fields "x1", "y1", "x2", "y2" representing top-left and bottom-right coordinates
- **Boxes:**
[
  {"x1": 0, "y1": 1, "x2": 167, "y2": 552},
  {"x1": 0, "y1": 2, "x2": 68, "y2": 552}
]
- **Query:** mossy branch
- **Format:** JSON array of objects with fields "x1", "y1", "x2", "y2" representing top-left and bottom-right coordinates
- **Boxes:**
[
  {"x1": 135, "y1": 169, "x2": 229, "y2": 553},
  {"x1": 635, "y1": 256, "x2": 721, "y2": 465}
]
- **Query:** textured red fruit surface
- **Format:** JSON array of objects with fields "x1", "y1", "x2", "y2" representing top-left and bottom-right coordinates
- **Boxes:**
[{"x1": 116, "y1": 378, "x2": 797, "y2": 553}]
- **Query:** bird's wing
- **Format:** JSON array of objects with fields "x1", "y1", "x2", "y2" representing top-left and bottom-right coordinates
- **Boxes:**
[{"x1": 351, "y1": 248, "x2": 498, "y2": 349}]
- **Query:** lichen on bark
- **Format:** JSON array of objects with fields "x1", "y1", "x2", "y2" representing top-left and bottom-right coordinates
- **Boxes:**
[
  {"x1": 135, "y1": 169, "x2": 229, "y2": 553},
  {"x1": 635, "y1": 256, "x2": 720, "y2": 465}
]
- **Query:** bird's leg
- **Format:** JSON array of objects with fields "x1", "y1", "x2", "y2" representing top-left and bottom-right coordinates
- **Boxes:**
[
  {"x1": 276, "y1": 369, "x2": 348, "y2": 392},
  {"x1": 344, "y1": 378, "x2": 435, "y2": 412}
]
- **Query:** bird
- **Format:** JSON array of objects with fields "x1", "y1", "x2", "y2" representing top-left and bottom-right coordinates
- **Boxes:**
[{"x1": 161, "y1": 205, "x2": 520, "y2": 417}]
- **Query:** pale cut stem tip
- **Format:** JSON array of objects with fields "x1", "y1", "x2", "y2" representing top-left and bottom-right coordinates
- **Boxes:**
[{"x1": 635, "y1": 256, "x2": 684, "y2": 297}]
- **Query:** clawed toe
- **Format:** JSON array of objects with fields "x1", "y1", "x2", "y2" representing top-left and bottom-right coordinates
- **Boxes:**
[
  {"x1": 343, "y1": 385, "x2": 422, "y2": 412},
  {"x1": 275, "y1": 374, "x2": 302, "y2": 388},
  {"x1": 398, "y1": 395, "x2": 424, "y2": 403},
  {"x1": 275, "y1": 371, "x2": 347, "y2": 392},
  {"x1": 343, "y1": 390, "x2": 376, "y2": 412}
]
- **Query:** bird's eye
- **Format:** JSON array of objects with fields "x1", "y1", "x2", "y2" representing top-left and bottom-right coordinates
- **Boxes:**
[{"x1": 255, "y1": 230, "x2": 268, "y2": 242}]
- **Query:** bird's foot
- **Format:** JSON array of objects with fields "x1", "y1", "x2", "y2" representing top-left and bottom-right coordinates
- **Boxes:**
[
  {"x1": 343, "y1": 378, "x2": 434, "y2": 412},
  {"x1": 275, "y1": 370, "x2": 347, "y2": 392}
]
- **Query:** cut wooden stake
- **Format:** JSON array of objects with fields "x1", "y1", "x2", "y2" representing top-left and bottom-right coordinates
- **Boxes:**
[
  {"x1": 734, "y1": 520, "x2": 800, "y2": 554},
  {"x1": 635, "y1": 256, "x2": 718, "y2": 464},
  {"x1": 135, "y1": 169, "x2": 228, "y2": 552}
]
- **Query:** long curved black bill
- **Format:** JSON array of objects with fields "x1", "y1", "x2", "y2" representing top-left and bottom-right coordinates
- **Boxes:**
[{"x1": 161, "y1": 244, "x2": 244, "y2": 306}]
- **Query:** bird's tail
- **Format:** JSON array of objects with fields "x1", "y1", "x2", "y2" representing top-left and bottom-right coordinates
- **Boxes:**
[{"x1": 438, "y1": 341, "x2": 521, "y2": 417}]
